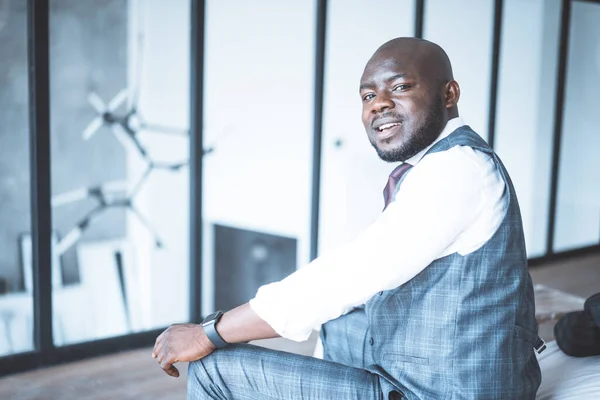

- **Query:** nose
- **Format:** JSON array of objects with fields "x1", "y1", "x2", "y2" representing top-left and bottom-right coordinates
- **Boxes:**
[{"x1": 371, "y1": 92, "x2": 394, "y2": 114}]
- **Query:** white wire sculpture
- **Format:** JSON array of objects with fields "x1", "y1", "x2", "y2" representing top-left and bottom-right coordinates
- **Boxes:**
[
  {"x1": 50, "y1": 12, "x2": 231, "y2": 256},
  {"x1": 51, "y1": 21, "x2": 191, "y2": 256},
  {"x1": 51, "y1": 87, "x2": 190, "y2": 256}
]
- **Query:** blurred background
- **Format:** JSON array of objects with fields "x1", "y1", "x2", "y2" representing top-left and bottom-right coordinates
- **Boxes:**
[{"x1": 0, "y1": 0, "x2": 599, "y2": 396}]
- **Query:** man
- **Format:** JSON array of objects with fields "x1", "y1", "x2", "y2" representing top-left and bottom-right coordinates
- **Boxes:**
[{"x1": 153, "y1": 37, "x2": 543, "y2": 399}]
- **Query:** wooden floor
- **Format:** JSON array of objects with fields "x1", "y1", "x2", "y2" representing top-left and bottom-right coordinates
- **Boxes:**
[
  {"x1": 0, "y1": 347, "x2": 189, "y2": 400},
  {"x1": 1, "y1": 254, "x2": 599, "y2": 400},
  {"x1": 0, "y1": 335, "x2": 317, "y2": 400},
  {"x1": 529, "y1": 252, "x2": 600, "y2": 299}
]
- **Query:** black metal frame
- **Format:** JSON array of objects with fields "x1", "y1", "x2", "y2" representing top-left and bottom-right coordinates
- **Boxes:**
[
  {"x1": 189, "y1": 0, "x2": 205, "y2": 324},
  {"x1": 311, "y1": 0, "x2": 425, "y2": 259},
  {"x1": 529, "y1": 244, "x2": 600, "y2": 267},
  {"x1": 3, "y1": 0, "x2": 600, "y2": 377},
  {"x1": 0, "y1": 0, "x2": 53, "y2": 376},
  {"x1": 487, "y1": 0, "x2": 503, "y2": 150},
  {"x1": 540, "y1": 0, "x2": 600, "y2": 262},
  {"x1": 310, "y1": 0, "x2": 328, "y2": 261},
  {"x1": 415, "y1": 0, "x2": 425, "y2": 38},
  {"x1": 0, "y1": 0, "x2": 205, "y2": 377},
  {"x1": 535, "y1": 0, "x2": 600, "y2": 263},
  {"x1": 545, "y1": 0, "x2": 571, "y2": 259},
  {"x1": 28, "y1": 0, "x2": 52, "y2": 361},
  {"x1": 487, "y1": 0, "x2": 600, "y2": 265}
]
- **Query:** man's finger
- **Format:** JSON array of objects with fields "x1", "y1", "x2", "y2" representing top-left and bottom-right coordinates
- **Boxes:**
[
  {"x1": 160, "y1": 359, "x2": 171, "y2": 373},
  {"x1": 156, "y1": 360, "x2": 177, "y2": 377},
  {"x1": 152, "y1": 332, "x2": 165, "y2": 358},
  {"x1": 156, "y1": 346, "x2": 167, "y2": 364},
  {"x1": 161, "y1": 357, "x2": 179, "y2": 378},
  {"x1": 155, "y1": 330, "x2": 166, "y2": 345},
  {"x1": 153, "y1": 341, "x2": 164, "y2": 360},
  {"x1": 168, "y1": 365, "x2": 180, "y2": 378}
]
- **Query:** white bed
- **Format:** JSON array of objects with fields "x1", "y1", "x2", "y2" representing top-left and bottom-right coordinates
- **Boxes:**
[{"x1": 537, "y1": 340, "x2": 600, "y2": 399}]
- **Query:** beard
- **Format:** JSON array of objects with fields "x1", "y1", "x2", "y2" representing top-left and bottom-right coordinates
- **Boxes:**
[{"x1": 371, "y1": 96, "x2": 446, "y2": 163}]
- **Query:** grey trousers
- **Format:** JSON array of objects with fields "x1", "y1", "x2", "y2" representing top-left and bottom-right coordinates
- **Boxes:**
[{"x1": 187, "y1": 308, "x2": 384, "y2": 399}]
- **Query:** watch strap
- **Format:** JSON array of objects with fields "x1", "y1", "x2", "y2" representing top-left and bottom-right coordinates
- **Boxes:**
[{"x1": 202, "y1": 311, "x2": 228, "y2": 349}]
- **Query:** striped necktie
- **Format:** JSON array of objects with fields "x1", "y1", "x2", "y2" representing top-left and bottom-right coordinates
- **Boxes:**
[{"x1": 382, "y1": 163, "x2": 412, "y2": 211}]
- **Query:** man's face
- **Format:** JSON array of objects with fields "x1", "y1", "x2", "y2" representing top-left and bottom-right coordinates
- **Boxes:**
[{"x1": 360, "y1": 55, "x2": 446, "y2": 162}]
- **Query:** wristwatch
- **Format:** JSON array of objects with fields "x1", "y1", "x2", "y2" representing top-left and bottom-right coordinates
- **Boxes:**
[{"x1": 201, "y1": 310, "x2": 229, "y2": 349}]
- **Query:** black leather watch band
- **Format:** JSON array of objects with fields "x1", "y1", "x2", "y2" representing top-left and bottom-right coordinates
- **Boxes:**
[{"x1": 201, "y1": 310, "x2": 228, "y2": 349}]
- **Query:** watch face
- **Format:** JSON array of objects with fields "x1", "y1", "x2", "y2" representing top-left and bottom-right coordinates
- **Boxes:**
[{"x1": 202, "y1": 311, "x2": 222, "y2": 326}]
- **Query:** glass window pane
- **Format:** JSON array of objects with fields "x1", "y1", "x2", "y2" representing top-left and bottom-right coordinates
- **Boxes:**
[
  {"x1": 423, "y1": 0, "x2": 494, "y2": 141},
  {"x1": 554, "y1": 1, "x2": 600, "y2": 252},
  {"x1": 494, "y1": 0, "x2": 561, "y2": 258},
  {"x1": 202, "y1": 0, "x2": 316, "y2": 314},
  {"x1": 319, "y1": 0, "x2": 416, "y2": 254},
  {"x1": 0, "y1": 0, "x2": 34, "y2": 357},
  {"x1": 49, "y1": 0, "x2": 190, "y2": 346}
]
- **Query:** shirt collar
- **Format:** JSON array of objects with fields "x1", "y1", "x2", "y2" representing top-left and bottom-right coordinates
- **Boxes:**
[{"x1": 404, "y1": 116, "x2": 465, "y2": 166}]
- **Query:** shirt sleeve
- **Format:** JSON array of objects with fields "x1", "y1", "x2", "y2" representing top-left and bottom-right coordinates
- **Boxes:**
[{"x1": 249, "y1": 146, "x2": 491, "y2": 342}]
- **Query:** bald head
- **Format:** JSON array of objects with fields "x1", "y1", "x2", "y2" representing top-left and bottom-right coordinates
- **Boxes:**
[
  {"x1": 373, "y1": 37, "x2": 454, "y2": 86},
  {"x1": 359, "y1": 37, "x2": 460, "y2": 162}
]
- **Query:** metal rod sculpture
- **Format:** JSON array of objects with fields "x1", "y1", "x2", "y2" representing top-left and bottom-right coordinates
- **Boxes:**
[{"x1": 52, "y1": 89, "x2": 189, "y2": 256}]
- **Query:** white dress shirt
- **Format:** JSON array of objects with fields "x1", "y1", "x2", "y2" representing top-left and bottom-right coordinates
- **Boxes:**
[{"x1": 249, "y1": 117, "x2": 508, "y2": 342}]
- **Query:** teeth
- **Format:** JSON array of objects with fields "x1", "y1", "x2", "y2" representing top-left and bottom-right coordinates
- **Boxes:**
[{"x1": 378, "y1": 122, "x2": 400, "y2": 131}]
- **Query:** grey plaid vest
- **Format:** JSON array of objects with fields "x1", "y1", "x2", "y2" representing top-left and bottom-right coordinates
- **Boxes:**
[{"x1": 322, "y1": 125, "x2": 542, "y2": 399}]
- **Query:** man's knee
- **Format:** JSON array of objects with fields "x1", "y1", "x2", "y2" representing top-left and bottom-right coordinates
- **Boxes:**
[
  {"x1": 187, "y1": 356, "x2": 225, "y2": 399},
  {"x1": 187, "y1": 359, "x2": 207, "y2": 391},
  {"x1": 188, "y1": 347, "x2": 227, "y2": 378},
  {"x1": 188, "y1": 351, "x2": 221, "y2": 383},
  {"x1": 188, "y1": 348, "x2": 244, "y2": 399},
  {"x1": 187, "y1": 358, "x2": 207, "y2": 380}
]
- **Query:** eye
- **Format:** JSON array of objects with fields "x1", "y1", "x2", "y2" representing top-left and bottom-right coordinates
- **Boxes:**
[
  {"x1": 393, "y1": 84, "x2": 410, "y2": 91},
  {"x1": 361, "y1": 93, "x2": 375, "y2": 101}
]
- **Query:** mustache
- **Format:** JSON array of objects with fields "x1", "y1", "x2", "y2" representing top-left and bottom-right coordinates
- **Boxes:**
[{"x1": 371, "y1": 112, "x2": 405, "y2": 127}]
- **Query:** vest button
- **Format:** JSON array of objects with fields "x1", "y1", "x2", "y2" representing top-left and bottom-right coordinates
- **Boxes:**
[{"x1": 369, "y1": 337, "x2": 374, "y2": 346}]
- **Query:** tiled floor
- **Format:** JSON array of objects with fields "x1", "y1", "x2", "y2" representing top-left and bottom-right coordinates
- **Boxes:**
[{"x1": 0, "y1": 253, "x2": 598, "y2": 400}]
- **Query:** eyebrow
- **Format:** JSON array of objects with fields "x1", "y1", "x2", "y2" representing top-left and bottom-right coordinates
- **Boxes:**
[{"x1": 359, "y1": 73, "x2": 407, "y2": 91}]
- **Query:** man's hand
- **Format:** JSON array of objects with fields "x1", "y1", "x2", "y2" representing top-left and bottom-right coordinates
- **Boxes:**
[
  {"x1": 152, "y1": 303, "x2": 280, "y2": 377},
  {"x1": 152, "y1": 323, "x2": 215, "y2": 378}
]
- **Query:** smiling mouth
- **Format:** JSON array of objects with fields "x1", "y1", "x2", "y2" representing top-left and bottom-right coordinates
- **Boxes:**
[
  {"x1": 374, "y1": 122, "x2": 402, "y2": 140},
  {"x1": 377, "y1": 122, "x2": 401, "y2": 132}
]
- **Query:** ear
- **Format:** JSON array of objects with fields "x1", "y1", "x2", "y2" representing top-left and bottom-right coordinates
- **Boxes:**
[{"x1": 444, "y1": 80, "x2": 460, "y2": 109}]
